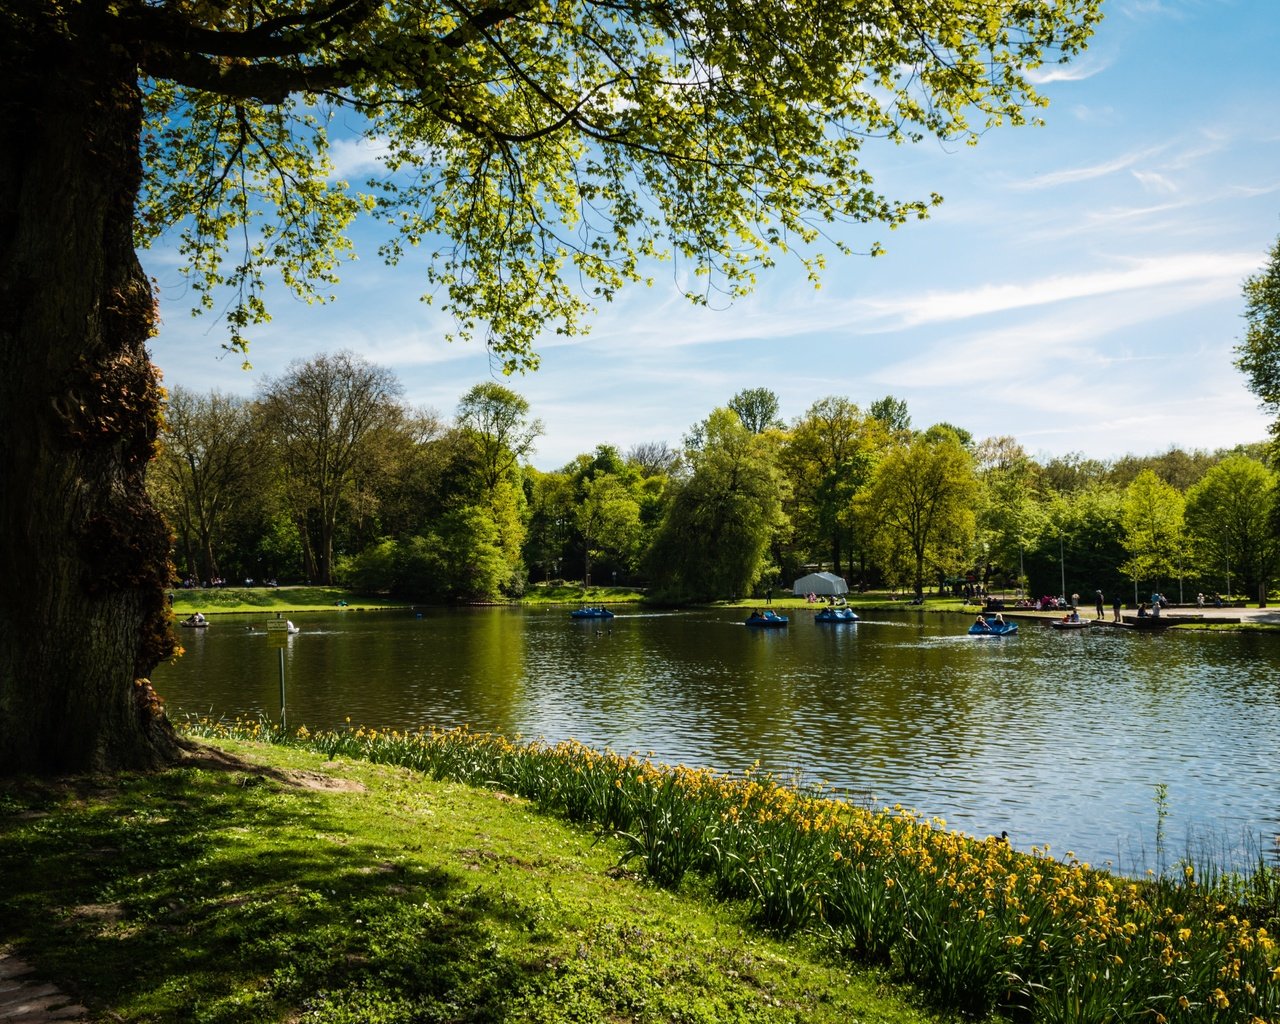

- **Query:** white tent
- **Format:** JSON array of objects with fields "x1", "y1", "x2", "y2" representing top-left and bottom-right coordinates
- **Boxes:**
[{"x1": 792, "y1": 572, "x2": 849, "y2": 596}]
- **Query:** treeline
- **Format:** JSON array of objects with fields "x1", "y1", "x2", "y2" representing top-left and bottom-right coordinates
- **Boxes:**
[{"x1": 150, "y1": 351, "x2": 1277, "y2": 605}]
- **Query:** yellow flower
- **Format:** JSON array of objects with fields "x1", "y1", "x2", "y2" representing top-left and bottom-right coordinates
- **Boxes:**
[{"x1": 1211, "y1": 989, "x2": 1229, "y2": 1010}]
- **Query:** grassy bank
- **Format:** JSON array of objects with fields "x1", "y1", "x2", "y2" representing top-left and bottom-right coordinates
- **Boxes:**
[
  {"x1": 173, "y1": 722, "x2": 1280, "y2": 1023},
  {"x1": 169, "y1": 585, "x2": 409, "y2": 615},
  {"x1": 0, "y1": 740, "x2": 936, "y2": 1024}
]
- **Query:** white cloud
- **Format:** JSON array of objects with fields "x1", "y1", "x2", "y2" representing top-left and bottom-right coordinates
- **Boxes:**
[
  {"x1": 1131, "y1": 170, "x2": 1178, "y2": 194},
  {"x1": 1010, "y1": 146, "x2": 1169, "y2": 190}
]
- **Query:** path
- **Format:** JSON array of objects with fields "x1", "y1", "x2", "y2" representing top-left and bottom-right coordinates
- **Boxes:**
[{"x1": 0, "y1": 950, "x2": 86, "y2": 1022}]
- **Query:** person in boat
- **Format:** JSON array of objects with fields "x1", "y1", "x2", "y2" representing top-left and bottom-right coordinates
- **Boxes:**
[
  {"x1": 748, "y1": 610, "x2": 763, "y2": 621},
  {"x1": 183, "y1": 611, "x2": 207, "y2": 626},
  {"x1": 974, "y1": 614, "x2": 989, "y2": 630},
  {"x1": 993, "y1": 613, "x2": 1006, "y2": 626},
  {"x1": 1137, "y1": 603, "x2": 1149, "y2": 618}
]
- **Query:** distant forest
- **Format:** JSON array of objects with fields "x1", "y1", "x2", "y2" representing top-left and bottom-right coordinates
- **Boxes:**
[{"x1": 152, "y1": 354, "x2": 1273, "y2": 605}]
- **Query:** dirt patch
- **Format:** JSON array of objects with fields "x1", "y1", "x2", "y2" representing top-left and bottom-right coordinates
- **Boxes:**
[{"x1": 178, "y1": 742, "x2": 365, "y2": 792}]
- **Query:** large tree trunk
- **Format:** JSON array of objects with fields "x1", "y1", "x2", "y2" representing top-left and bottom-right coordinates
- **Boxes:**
[{"x1": 0, "y1": 9, "x2": 181, "y2": 773}]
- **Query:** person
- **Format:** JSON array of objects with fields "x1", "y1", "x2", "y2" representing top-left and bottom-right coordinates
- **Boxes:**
[
  {"x1": 1151, "y1": 600, "x2": 1161, "y2": 618},
  {"x1": 1094, "y1": 590, "x2": 1105, "y2": 620},
  {"x1": 1197, "y1": 592, "x2": 1205, "y2": 608},
  {"x1": 974, "y1": 614, "x2": 988, "y2": 629},
  {"x1": 1111, "y1": 595, "x2": 1122, "y2": 622},
  {"x1": 1137, "y1": 603, "x2": 1148, "y2": 618},
  {"x1": 993, "y1": 613, "x2": 1006, "y2": 627}
]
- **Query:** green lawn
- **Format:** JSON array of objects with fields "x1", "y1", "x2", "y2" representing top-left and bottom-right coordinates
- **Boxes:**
[
  {"x1": 169, "y1": 585, "x2": 408, "y2": 614},
  {"x1": 0, "y1": 739, "x2": 945, "y2": 1024}
]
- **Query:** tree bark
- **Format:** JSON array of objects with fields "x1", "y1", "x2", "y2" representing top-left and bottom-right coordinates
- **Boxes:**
[{"x1": 0, "y1": 8, "x2": 181, "y2": 773}]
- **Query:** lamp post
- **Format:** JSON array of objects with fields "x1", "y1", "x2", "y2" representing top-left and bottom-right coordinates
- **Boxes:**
[{"x1": 1059, "y1": 536, "x2": 1066, "y2": 603}]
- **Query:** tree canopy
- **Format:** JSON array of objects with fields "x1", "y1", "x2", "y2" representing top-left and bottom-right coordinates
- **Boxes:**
[
  {"x1": 2, "y1": 0, "x2": 1099, "y2": 772},
  {"x1": 129, "y1": 0, "x2": 1100, "y2": 369},
  {"x1": 1237, "y1": 231, "x2": 1280, "y2": 444}
]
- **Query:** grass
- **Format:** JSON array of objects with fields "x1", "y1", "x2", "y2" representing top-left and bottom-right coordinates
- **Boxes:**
[
  {"x1": 169, "y1": 585, "x2": 409, "y2": 614},
  {"x1": 521, "y1": 583, "x2": 646, "y2": 606},
  {"x1": 176, "y1": 722, "x2": 1280, "y2": 1024},
  {"x1": 0, "y1": 739, "x2": 938, "y2": 1024}
]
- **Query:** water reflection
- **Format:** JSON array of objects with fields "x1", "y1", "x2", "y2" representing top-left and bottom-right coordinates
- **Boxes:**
[{"x1": 154, "y1": 606, "x2": 1280, "y2": 872}]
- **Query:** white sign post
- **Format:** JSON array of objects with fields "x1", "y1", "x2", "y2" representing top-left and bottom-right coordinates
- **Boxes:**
[{"x1": 265, "y1": 617, "x2": 290, "y2": 728}]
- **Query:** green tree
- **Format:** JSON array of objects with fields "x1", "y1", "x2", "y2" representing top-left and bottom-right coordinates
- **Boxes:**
[
  {"x1": 576, "y1": 475, "x2": 642, "y2": 586},
  {"x1": 868, "y1": 395, "x2": 912, "y2": 434},
  {"x1": 1184, "y1": 455, "x2": 1280, "y2": 604},
  {"x1": 1, "y1": 0, "x2": 1100, "y2": 770},
  {"x1": 1236, "y1": 232, "x2": 1280, "y2": 442},
  {"x1": 1119, "y1": 470, "x2": 1186, "y2": 598},
  {"x1": 782, "y1": 397, "x2": 876, "y2": 578},
  {"x1": 860, "y1": 433, "x2": 978, "y2": 599},
  {"x1": 648, "y1": 409, "x2": 787, "y2": 602},
  {"x1": 1031, "y1": 485, "x2": 1126, "y2": 604},
  {"x1": 150, "y1": 387, "x2": 266, "y2": 584},
  {"x1": 973, "y1": 436, "x2": 1043, "y2": 594},
  {"x1": 258, "y1": 352, "x2": 405, "y2": 585},
  {"x1": 728, "y1": 388, "x2": 783, "y2": 435},
  {"x1": 456, "y1": 384, "x2": 542, "y2": 497}
]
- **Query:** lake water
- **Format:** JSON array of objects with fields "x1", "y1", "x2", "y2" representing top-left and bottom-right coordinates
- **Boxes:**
[{"x1": 154, "y1": 606, "x2": 1280, "y2": 873}]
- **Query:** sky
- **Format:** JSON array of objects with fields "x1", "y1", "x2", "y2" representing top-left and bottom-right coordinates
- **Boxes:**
[{"x1": 144, "y1": 0, "x2": 1280, "y2": 472}]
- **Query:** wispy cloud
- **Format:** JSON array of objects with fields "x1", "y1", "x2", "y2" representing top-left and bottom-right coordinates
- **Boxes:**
[
  {"x1": 855, "y1": 252, "x2": 1257, "y2": 329},
  {"x1": 1131, "y1": 169, "x2": 1178, "y2": 194},
  {"x1": 1027, "y1": 57, "x2": 1112, "y2": 84},
  {"x1": 1010, "y1": 146, "x2": 1169, "y2": 190}
]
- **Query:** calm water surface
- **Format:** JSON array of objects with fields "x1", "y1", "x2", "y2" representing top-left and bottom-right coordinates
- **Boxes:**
[{"x1": 155, "y1": 607, "x2": 1280, "y2": 872}]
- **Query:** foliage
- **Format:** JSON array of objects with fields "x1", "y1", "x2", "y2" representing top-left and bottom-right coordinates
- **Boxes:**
[
  {"x1": 781, "y1": 396, "x2": 878, "y2": 579},
  {"x1": 859, "y1": 433, "x2": 978, "y2": 598},
  {"x1": 151, "y1": 387, "x2": 268, "y2": 584},
  {"x1": 728, "y1": 388, "x2": 784, "y2": 435},
  {"x1": 122, "y1": 0, "x2": 1102, "y2": 369},
  {"x1": 1184, "y1": 455, "x2": 1280, "y2": 601},
  {"x1": 174, "y1": 722, "x2": 1280, "y2": 1023},
  {"x1": 1236, "y1": 231, "x2": 1280, "y2": 442},
  {"x1": 646, "y1": 408, "x2": 787, "y2": 602},
  {"x1": 258, "y1": 351, "x2": 406, "y2": 585},
  {"x1": 1120, "y1": 470, "x2": 1187, "y2": 591}
]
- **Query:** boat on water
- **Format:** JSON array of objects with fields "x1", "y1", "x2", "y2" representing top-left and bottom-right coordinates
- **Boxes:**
[
  {"x1": 1048, "y1": 617, "x2": 1090, "y2": 630},
  {"x1": 815, "y1": 607, "x2": 859, "y2": 623},
  {"x1": 570, "y1": 606, "x2": 615, "y2": 619},
  {"x1": 745, "y1": 611, "x2": 788, "y2": 628},
  {"x1": 180, "y1": 615, "x2": 209, "y2": 628},
  {"x1": 1118, "y1": 616, "x2": 1173, "y2": 630},
  {"x1": 968, "y1": 619, "x2": 1018, "y2": 637}
]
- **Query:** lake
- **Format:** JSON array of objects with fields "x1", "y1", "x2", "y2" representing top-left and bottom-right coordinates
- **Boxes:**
[{"x1": 154, "y1": 606, "x2": 1280, "y2": 873}]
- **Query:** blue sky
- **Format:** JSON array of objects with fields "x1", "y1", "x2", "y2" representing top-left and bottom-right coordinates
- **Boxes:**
[{"x1": 145, "y1": 0, "x2": 1280, "y2": 472}]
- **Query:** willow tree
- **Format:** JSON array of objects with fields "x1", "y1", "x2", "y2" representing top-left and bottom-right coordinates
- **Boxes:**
[{"x1": 0, "y1": 0, "x2": 1099, "y2": 772}]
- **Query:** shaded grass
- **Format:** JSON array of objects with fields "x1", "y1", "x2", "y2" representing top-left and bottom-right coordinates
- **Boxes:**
[
  {"x1": 179, "y1": 722, "x2": 1280, "y2": 1023},
  {"x1": 0, "y1": 741, "x2": 939, "y2": 1024},
  {"x1": 170, "y1": 586, "x2": 408, "y2": 614}
]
